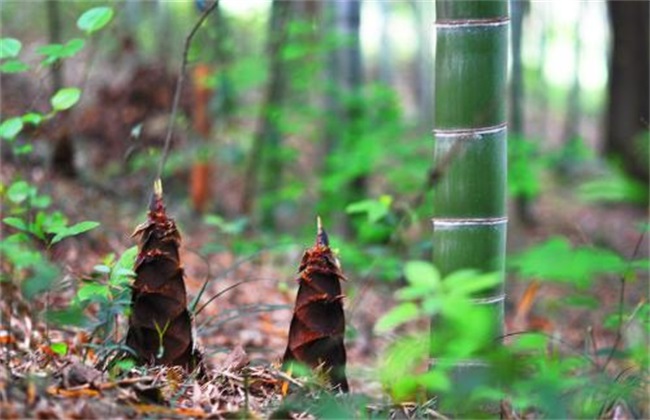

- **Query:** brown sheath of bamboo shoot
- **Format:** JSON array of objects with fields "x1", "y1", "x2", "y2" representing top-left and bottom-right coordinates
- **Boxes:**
[
  {"x1": 282, "y1": 220, "x2": 349, "y2": 392},
  {"x1": 125, "y1": 185, "x2": 197, "y2": 369}
]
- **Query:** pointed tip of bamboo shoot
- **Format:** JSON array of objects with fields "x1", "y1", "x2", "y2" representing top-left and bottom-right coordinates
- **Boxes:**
[
  {"x1": 316, "y1": 216, "x2": 329, "y2": 247},
  {"x1": 154, "y1": 179, "x2": 163, "y2": 198},
  {"x1": 149, "y1": 179, "x2": 165, "y2": 214}
]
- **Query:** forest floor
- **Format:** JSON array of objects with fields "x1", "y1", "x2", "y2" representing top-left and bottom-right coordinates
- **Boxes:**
[
  {"x1": 1, "y1": 63, "x2": 648, "y2": 418},
  {"x1": 1, "y1": 155, "x2": 647, "y2": 418}
]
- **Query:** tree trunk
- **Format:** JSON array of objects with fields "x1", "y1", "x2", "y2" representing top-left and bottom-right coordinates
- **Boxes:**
[
  {"x1": 241, "y1": 0, "x2": 292, "y2": 228},
  {"x1": 605, "y1": 0, "x2": 649, "y2": 184},
  {"x1": 562, "y1": 2, "x2": 584, "y2": 143},
  {"x1": 431, "y1": 0, "x2": 508, "y2": 408},
  {"x1": 377, "y1": 1, "x2": 392, "y2": 86},
  {"x1": 46, "y1": 0, "x2": 63, "y2": 91},
  {"x1": 321, "y1": 0, "x2": 365, "y2": 236},
  {"x1": 411, "y1": 0, "x2": 434, "y2": 132},
  {"x1": 509, "y1": 0, "x2": 535, "y2": 226},
  {"x1": 47, "y1": 0, "x2": 76, "y2": 178}
]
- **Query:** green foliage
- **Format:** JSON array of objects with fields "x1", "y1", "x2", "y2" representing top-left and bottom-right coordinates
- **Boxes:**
[
  {"x1": 0, "y1": 117, "x2": 24, "y2": 140},
  {"x1": 49, "y1": 221, "x2": 100, "y2": 245},
  {"x1": 0, "y1": 5, "x2": 113, "y2": 320},
  {"x1": 509, "y1": 236, "x2": 648, "y2": 288},
  {"x1": 0, "y1": 5, "x2": 114, "y2": 160},
  {"x1": 578, "y1": 164, "x2": 648, "y2": 205},
  {"x1": 50, "y1": 87, "x2": 82, "y2": 111},
  {"x1": 1, "y1": 178, "x2": 101, "y2": 302},
  {"x1": 0, "y1": 37, "x2": 28, "y2": 73},
  {"x1": 372, "y1": 244, "x2": 648, "y2": 416},
  {"x1": 77, "y1": 7, "x2": 114, "y2": 34},
  {"x1": 375, "y1": 262, "x2": 500, "y2": 402},
  {"x1": 346, "y1": 195, "x2": 393, "y2": 225},
  {"x1": 58, "y1": 247, "x2": 137, "y2": 335},
  {"x1": 0, "y1": 59, "x2": 30, "y2": 73},
  {"x1": 2, "y1": 189, "x2": 99, "y2": 247},
  {"x1": 37, "y1": 39, "x2": 85, "y2": 65},
  {"x1": 0, "y1": 37, "x2": 22, "y2": 59},
  {"x1": 204, "y1": 214, "x2": 248, "y2": 236},
  {"x1": 508, "y1": 134, "x2": 542, "y2": 199}
]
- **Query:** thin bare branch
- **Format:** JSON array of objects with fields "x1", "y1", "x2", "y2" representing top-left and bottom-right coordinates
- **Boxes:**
[{"x1": 156, "y1": 0, "x2": 220, "y2": 183}]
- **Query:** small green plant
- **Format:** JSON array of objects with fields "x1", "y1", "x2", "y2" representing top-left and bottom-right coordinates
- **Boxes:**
[
  {"x1": 368, "y1": 233, "x2": 649, "y2": 417},
  {"x1": 0, "y1": 6, "x2": 114, "y2": 154},
  {"x1": 508, "y1": 134, "x2": 543, "y2": 200},
  {"x1": 71, "y1": 247, "x2": 137, "y2": 335},
  {"x1": 0, "y1": 5, "x2": 113, "y2": 332},
  {"x1": 1, "y1": 179, "x2": 100, "y2": 299},
  {"x1": 375, "y1": 261, "x2": 501, "y2": 404}
]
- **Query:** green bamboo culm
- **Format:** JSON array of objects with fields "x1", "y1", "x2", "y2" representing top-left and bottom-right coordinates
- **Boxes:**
[{"x1": 431, "y1": 0, "x2": 509, "y2": 409}]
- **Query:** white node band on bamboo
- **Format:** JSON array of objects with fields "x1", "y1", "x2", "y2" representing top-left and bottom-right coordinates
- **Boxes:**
[
  {"x1": 433, "y1": 123, "x2": 507, "y2": 139},
  {"x1": 432, "y1": 217, "x2": 508, "y2": 228},
  {"x1": 436, "y1": 17, "x2": 510, "y2": 29}
]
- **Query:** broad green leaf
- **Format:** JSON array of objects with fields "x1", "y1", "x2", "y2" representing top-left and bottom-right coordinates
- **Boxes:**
[
  {"x1": 379, "y1": 335, "x2": 429, "y2": 400},
  {"x1": 0, "y1": 59, "x2": 29, "y2": 73},
  {"x1": 395, "y1": 284, "x2": 438, "y2": 301},
  {"x1": 22, "y1": 261, "x2": 59, "y2": 299},
  {"x1": 77, "y1": 7, "x2": 114, "y2": 33},
  {"x1": 345, "y1": 196, "x2": 392, "y2": 224},
  {"x1": 374, "y1": 302, "x2": 420, "y2": 333},
  {"x1": 50, "y1": 220, "x2": 99, "y2": 245},
  {"x1": 37, "y1": 39, "x2": 85, "y2": 64},
  {"x1": 60, "y1": 38, "x2": 85, "y2": 56},
  {"x1": 0, "y1": 38, "x2": 21, "y2": 59},
  {"x1": 109, "y1": 246, "x2": 137, "y2": 286},
  {"x1": 46, "y1": 306, "x2": 87, "y2": 327},
  {"x1": 36, "y1": 43, "x2": 64, "y2": 60},
  {"x1": 509, "y1": 237, "x2": 629, "y2": 288},
  {"x1": 630, "y1": 259, "x2": 650, "y2": 272},
  {"x1": 51, "y1": 87, "x2": 81, "y2": 111},
  {"x1": 13, "y1": 144, "x2": 32, "y2": 155},
  {"x1": 50, "y1": 342, "x2": 68, "y2": 356},
  {"x1": 41, "y1": 211, "x2": 68, "y2": 234},
  {"x1": 0, "y1": 117, "x2": 23, "y2": 140},
  {"x1": 77, "y1": 282, "x2": 110, "y2": 302},
  {"x1": 30, "y1": 194, "x2": 51, "y2": 209},
  {"x1": 445, "y1": 271, "x2": 501, "y2": 296},
  {"x1": 404, "y1": 260, "x2": 440, "y2": 289},
  {"x1": 508, "y1": 135, "x2": 541, "y2": 199},
  {"x1": 93, "y1": 264, "x2": 111, "y2": 274},
  {"x1": 22, "y1": 113, "x2": 42, "y2": 126},
  {"x1": 3, "y1": 217, "x2": 28, "y2": 232},
  {"x1": 6, "y1": 180, "x2": 32, "y2": 203},
  {"x1": 579, "y1": 165, "x2": 648, "y2": 205},
  {"x1": 511, "y1": 333, "x2": 549, "y2": 351},
  {"x1": 417, "y1": 369, "x2": 451, "y2": 392},
  {"x1": 0, "y1": 240, "x2": 43, "y2": 268},
  {"x1": 204, "y1": 214, "x2": 248, "y2": 235}
]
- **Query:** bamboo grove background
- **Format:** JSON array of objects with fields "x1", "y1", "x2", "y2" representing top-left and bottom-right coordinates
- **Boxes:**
[{"x1": 0, "y1": 0, "x2": 648, "y2": 417}]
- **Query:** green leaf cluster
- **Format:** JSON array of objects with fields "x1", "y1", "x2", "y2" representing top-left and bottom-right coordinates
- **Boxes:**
[
  {"x1": 374, "y1": 262, "x2": 501, "y2": 402},
  {"x1": 1, "y1": 178, "x2": 101, "y2": 304},
  {"x1": 509, "y1": 236, "x2": 648, "y2": 288}
]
